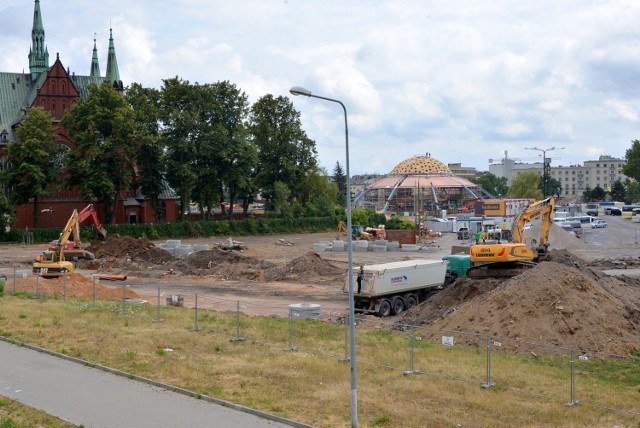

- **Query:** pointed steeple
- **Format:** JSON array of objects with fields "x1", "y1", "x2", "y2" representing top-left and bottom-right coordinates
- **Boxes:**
[
  {"x1": 89, "y1": 34, "x2": 102, "y2": 85},
  {"x1": 105, "y1": 27, "x2": 123, "y2": 91},
  {"x1": 28, "y1": 0, "x2": 49, "y2": 82}
]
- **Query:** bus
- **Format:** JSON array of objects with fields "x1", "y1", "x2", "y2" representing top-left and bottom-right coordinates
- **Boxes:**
[
  {"x1": 632, "y1": 208, "x2": 640, "y2": 223},
  {"x1": 621, "y1": 205, "x2": 640, "y2": 219}
]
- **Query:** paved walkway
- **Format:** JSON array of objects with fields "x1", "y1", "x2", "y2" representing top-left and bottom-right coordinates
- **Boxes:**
[{"x1": 0, "y1": 340, "x2": 308, "y2": 428}]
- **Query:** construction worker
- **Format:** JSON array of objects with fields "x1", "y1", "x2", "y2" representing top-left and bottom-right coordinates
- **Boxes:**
[{"x1": 357, "y1": 264, "x2": 364, "y2": 294}]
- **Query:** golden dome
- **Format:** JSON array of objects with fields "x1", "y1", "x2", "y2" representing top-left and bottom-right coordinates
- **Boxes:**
[{"x1": 390, "y1": 156, "x2": 451, "y2": 174}]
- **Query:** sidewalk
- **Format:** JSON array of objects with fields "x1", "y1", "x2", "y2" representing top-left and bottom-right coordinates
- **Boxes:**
[{"x1": 0, "y1": 339, "x2": 309, "y2": 428}]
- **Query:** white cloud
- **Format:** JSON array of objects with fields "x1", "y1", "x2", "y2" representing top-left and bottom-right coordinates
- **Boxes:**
[{"x1": 2, "y1": 0, "x2": 639, "y2": 174}]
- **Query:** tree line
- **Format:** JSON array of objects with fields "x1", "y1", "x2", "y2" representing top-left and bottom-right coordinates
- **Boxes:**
[{"x1": 2, "y1": 80, "x2": 347, "y2": 227}]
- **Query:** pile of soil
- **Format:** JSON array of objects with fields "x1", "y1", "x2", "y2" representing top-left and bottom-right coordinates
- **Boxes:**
[
  {"x1": 86, "y1": 235, "x2": 156, "y2": 259},
  {"x1": 170, "y1": 250, "x2": 344, "y2": 283},
  {"x1": 9, "y1": 273, "x2": 141, "y2": 301},
  {"x1": 400, "y1": 259, "x2": 640, "y2": 355},
  {"x1": 83, "y1": 236, "x2": 175, "y2": 270},
  {"x1": 174, "y1": 250, "x2": 274, "y2": 279},
  {"x1": 263, "y1": 252, "x2": 344, "y2": 282}
]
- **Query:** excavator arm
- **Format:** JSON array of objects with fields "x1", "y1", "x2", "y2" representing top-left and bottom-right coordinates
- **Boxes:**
[
  {"x1": 469, "y1": 197, "x2": 555, "y2": 271},
  {"x1": 510, "y1": 197, "x2": 555, "y2": 246},
  {"x1": 76, "y1": 205, "x2": 107, "y2": 240}
]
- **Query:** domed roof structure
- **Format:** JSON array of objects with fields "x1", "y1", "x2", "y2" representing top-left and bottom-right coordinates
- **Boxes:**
[
  {"x1": 390, "y1": 156, "x2": 451, "y2": 174},
  {"x1": 354, "y1": 154, "x2": 479, "y2": 215}
]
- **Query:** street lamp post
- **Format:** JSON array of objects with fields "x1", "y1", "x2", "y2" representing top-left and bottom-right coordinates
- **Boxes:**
[
  {"x1": 289, "y1": 86, "x2": 358, "y2": 427},
  {"x1": 525, "y1": 146, "x2": 565, "y2": 198}
]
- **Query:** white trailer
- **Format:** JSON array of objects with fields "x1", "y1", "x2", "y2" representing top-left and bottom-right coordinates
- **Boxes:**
[{"x1": 345, "y1": 259, "x2": 449, "y2": 317}]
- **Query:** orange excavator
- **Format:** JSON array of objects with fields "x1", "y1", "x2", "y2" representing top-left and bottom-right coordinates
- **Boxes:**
[
  {"x1": 33, "y1": 205, "x2": 107, "y2": 278},
  {"x1": 468, "y1": 197, "x2": 555, "y2": 277}
]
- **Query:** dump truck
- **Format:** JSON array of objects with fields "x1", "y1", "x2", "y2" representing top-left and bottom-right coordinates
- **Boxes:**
[{"x1": 345, "y1": 259, "x2": 449, "y2": 317}]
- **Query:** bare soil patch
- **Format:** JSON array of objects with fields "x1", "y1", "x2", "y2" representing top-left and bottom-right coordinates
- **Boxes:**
[{"x1": 3, "y1": 230, "x2": 640, "y2": 355}]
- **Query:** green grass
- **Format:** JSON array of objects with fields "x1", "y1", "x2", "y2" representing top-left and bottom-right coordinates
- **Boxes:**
[{"x1": 0, "y1": 295, "x2": 638, "y2": 428}]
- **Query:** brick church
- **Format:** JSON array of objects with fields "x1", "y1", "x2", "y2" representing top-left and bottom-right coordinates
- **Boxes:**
[{"x1": 0, "y1": 0, "x2": 178, "y2": 229}]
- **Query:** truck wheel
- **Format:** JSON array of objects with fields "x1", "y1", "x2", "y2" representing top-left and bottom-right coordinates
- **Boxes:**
[
  {"x1": 405, "y1": 295, "x2": 417, "y2": 309},
  {"x1": 378, "y1": 299, "x2": 392, "y2": 317},
  {"x1": 391, "y1": 297, "x2": 405, "y2": 315}
]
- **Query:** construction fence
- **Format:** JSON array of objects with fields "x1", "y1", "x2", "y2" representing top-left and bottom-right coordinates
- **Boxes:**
[{"x1": 3, "y1": 269, "x2": 640, "y2": 419}]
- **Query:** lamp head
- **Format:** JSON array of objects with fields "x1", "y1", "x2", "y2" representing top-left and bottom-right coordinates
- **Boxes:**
[{"x1": 289, "y1": 86, "x2": 312, "y2": 97}]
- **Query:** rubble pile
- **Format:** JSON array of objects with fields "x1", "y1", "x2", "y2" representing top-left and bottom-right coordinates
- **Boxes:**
[
  {"x1": 401, "y1": 259, "x2": 640, "y2": 354},
  {"x1": 10, "y1": 273, "x2": 141, "y2": 300}
]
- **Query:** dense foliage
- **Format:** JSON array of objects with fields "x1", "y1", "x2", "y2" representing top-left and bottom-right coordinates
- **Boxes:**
[{"x1": 2, "y1": 107, "x2": 58, "y2": 227}]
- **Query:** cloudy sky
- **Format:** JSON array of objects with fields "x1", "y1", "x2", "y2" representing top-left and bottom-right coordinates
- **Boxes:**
[{"x1": 2, "y1": 1, "x2": 640, "y2": 176}]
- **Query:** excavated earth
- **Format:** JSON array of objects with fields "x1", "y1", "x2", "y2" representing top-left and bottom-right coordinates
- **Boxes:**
[{"x1": 3, "y1": 226, "x2": 640, "y2": 356}]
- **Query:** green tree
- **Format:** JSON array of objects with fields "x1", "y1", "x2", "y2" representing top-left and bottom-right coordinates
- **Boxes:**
[
  {"x1": 471, "y1": 172, "x2": 508, "y2": 197},
  {"x1": 333, "y1": 161, "x2": 347, "y2": 206},
  {"x1": 591, "y1": 185, "x2": 606, "y2": 201},
  {"x1": 125, "y1": 83, "x2": 165, "y2": 220},
  {"x1": 507, "y1": 172, "x2": 543, "y2": 199},
  {"x1": 158, "y1": 77, "x2": 198, "y2": 220},
  {"x1": 625, "y1": 180, "x2": 640, "y2": 203},
  {"x1": 250, "y1": 95, "x2": 318, "y2": 206},
  {"x1": 545, "y1": 177, "x2": 562, "y2": 199},
  {"x1": 582, "y1": 186, "x2": 592, "y2": 202},
  {"x1": 298, "y1": 166, "x2": 339, "y2": 217},
  {"x1": 351, "y1": 208, "x2": 385, "y2": 228},
  {"x1": 386, "y1": 217, "x2": 415, "y2": 230},
  {"x1": 62, "y1": 84, "x2": 139, "y2": 224},
  {"x1": 3, "y1": 107, "x2": 58, "y2": 227},
  {"x1": 271, "y1": 181, "x2": 292, "y2": 217},
  {"x1": 0, "y1": 192, "x2": 14, "y2": 232},
  {"x1": 623, "y1": 139, "x2": 640, "y2": 181},
  {"x1": 205, "y1": 81, "x2": 255, "y2": 220},
  {"x1": 609, "y1": 179, "x2": 626, "y2": 202}
]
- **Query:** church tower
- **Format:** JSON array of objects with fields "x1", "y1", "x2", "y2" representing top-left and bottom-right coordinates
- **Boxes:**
[
  {"x1": 89, "y1": 36, "x2": 102, "y2": 85},
  {"x1": 28, "y1": 0, "x2": 50, "y2": 82},
  {"x1": 105, "y1": 28, "x2": 123, "y2": 91}
]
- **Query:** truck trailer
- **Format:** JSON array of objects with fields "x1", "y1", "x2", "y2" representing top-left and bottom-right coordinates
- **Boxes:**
[{"x1": 346, "y1": 259, "x2": 449, "y2": 317}]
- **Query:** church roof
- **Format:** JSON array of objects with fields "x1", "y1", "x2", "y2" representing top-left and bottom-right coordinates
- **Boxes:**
[
  {"x1": 0, "y1": 0, "x2": 123, "y2": 143},
  {"x1": 0, "y1": 71, "x2": 46, "y2": 142}
]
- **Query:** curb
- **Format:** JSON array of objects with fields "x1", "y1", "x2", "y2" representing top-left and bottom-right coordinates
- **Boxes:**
[{"x1": 0, "y1": 336, "x2": 312, "y2": 428}]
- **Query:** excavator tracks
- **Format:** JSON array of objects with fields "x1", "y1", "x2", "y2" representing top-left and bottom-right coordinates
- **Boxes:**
[{"x1": 466, "y1": 261, "x2": 537, "y2": 279}]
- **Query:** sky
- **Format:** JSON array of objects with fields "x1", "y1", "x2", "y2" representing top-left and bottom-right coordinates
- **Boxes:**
[{"x1": 2, "y1": 1, "x2": 640, "y2": 176}]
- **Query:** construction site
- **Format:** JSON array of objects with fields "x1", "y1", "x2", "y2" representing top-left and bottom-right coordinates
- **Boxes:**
[{"x1": 1, "y1": 212, "x2": 640, "y2": 356}]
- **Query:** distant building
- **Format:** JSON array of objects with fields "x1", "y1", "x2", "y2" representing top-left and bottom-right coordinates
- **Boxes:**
[
  {"x1": 447, "y1": 163, "x2": 477, "y2": 180},
  {"x1": 490, "y1": 151, "x2": 627, "y2": 199},
  {"x1": 550, "y1": 155, "x2": 627, "y2": 198},
  {"x1": 355, "y1": 155, "x2": 480, "y2": 215}
]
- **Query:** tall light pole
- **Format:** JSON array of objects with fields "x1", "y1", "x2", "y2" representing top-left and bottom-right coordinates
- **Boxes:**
[
  {"x1": 289, "y1": 85, "x2": 358, "y2": 426},
  {"x1": 525, "y1": 146, "x2": 565, "y2": 198}
]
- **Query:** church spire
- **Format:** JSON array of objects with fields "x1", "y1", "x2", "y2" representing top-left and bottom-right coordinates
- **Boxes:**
[
  {"x1": 28, "y1": 0, "x2": 49, "y2": 82},
  {"x1": 89, "y1": 34, "x2": 102, "y2": 85},
  {"x1": 105, "y1": 27, "x2": 123, "y2": 91}
]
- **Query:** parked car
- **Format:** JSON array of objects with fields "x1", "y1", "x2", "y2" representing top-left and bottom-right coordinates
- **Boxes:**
[
  {"x1": 605, "y1": 207, "x2": 622, "y2": 216},
  {"x1": 591, "y1": 219, "x2": 608, "y2": 228}
]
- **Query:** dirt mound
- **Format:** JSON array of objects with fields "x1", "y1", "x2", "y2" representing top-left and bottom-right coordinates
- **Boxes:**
[
  {"x1": 264, "y1": 252, "x2": 344, "y2": 281},
  {"x1": 168, "y1": 250, "x2": 344, "y2": 282},
  {"x1": 170, "y1": 250, "x2": 275, "y2": 278},
  {"x1": 10, "y1": 273, "x2": 141, "y2": 300},
  {"x1": 401, "y1": 261, "x2": 640, "y2": 355},
  {"x1": 86, "y1": 235, "x2": 156, "y2": 259}
]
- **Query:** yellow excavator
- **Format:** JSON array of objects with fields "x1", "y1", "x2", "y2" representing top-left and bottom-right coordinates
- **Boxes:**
[
  {"x1": 468, "y1": 197, "x2": 555, "y2": 277},
  {"x1": 336, "y1": 221, "x2": 373, "y2": 241},
  {"x1": 33, "y1": 205, "x2": 107, "y2": 278}
]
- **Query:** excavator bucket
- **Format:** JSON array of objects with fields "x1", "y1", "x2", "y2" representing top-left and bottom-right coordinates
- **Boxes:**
[{"x1": 97, "y1": 227, "x2": 108, "y2": 240}]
